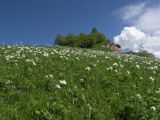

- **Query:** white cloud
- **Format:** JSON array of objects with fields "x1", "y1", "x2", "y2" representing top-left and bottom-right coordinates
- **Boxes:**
[
  {"x1": 114, "y1": 27, "x2": 147, "y2": 52},
  {"x1": 136, "y1": 6, "x2": 160, "y2": 33},
  {"x1": 121, "y1": 3, "x2": 146, "y2": 21},
  {"x1": 114, "y1": 27, "x2": 160, "y2": 57},
  {"x1": 114, "y1": 2, "x2": 160, "y2": 57},
  {"x1": 143, "y1": 36, "x2": 160, "y2": 57}
]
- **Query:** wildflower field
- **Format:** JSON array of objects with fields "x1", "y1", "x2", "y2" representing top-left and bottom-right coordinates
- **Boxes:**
[{"x1": 0, "y1": 45, "x2": 160, "y2": 120}]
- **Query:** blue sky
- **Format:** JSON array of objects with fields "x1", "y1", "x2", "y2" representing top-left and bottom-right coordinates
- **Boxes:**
[{"x1": 0, "y1": 0, "x2": 156, "y2": 45}]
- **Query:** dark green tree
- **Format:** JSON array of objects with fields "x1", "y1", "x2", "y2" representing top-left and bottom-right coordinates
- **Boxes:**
[
  {"x1": 65, "y1": 33, "x2": 77, "y2": 47},
  {"x1": 91, "y1": 27, "x2": 98, "y2": 34},
  {"x1": 55, "y1": 34, "x2": 66, "y2": 46},
  {"x1": 90, "y1": 32, "x2": 106, "y2": 43},
  {"x1": 78, "y1": 33, "x2": 93, "y2": 48}
]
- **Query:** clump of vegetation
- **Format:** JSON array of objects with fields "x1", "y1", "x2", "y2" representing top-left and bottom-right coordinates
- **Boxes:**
[
  {"x1": 55, "y1": 27, "x2": 108, "y2": 48},
  {"x1": 137, "y1": 50, "x2": 155, "y2": 58},
  {"x1": 128, "y1": 50, "x2": 155, "y2": 58},
  {"x1": 0, "y1": 46, "x2": 160, "y2": 120},
  {"x1": 115, "y1": 44, "x2": 121, "y2": 48}
]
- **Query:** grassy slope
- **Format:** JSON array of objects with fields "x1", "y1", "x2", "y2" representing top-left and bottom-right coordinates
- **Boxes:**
[
  {"x1": 0, "y1": 46, "x2": 160, "y2": 120},
  {"x1": 91, "y1": 42, "x2": 112, "y2": 52}
]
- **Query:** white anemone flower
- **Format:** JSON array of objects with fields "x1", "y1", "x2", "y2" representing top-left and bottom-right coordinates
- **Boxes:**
[
  {"x1": 56, "y1": 85, "x2": 61, "y2": 89},
  {"x1": 59, "y1": 80, "x2": 67, "y2": 85},
  {"x1": 151, "y1": 106, "x2": 156, "y2": 111}
]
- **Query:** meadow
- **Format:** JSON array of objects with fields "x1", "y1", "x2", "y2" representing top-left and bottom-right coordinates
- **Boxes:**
[{"x1": 0, "y1": 45, "x2": 160, "y2": 120}]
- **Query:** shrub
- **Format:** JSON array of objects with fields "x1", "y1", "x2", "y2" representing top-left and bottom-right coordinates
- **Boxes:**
[
  {"x1": 65, "y1": 33, "x2": 78, "y2": 47},
  {"x1": 55, "y1": 34, "x2": 67, "y2": 46},
  {"x1": 115, "y1": 44, "x2": 121, "y2": 48},
  {"x1": 127, "y1": 50, "x2": 155, "y2": 58},
  {"x1": 137, "y1": 50, "x2": 155, "y2": 58},
  {"x1": 78, "y1": 33, "x2": 94, "y2": 48},
  {"x1": 55, "y1": 28, "x2": 108, "y2": 48}
]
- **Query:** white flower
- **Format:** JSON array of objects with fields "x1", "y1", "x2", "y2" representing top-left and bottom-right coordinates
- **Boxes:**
[
  {"x1": 32, "y1": 61, "x2": 36, "y2": 66},
  {"x1": 136, "y1": 65, "x2": 140, "y2": 69},
  {"x1": 149, "y1": 77, "x2": 155, "y2": 82},
  {"x1": 140, "y1": 77, "x2": 143, "y2": 80},
  {"x1": 45, "y1": 74, "x2": 53, "y2": 78},
  {"x1": 136, "y1": 93, "x2": 142, "y2": 99},
  {"x1": 56, "y1": 85, "x2": 61, "y2": 89},
  {"x1": 76, "y1": 57, "x2": 79, "y2": 61},
  {"x1": 5, "y1": 55, "x2": 14, "y2": 61},
  {"x1": 147, "y1": 89, "x2": 151, "y2": 93},
  {"x1": 113, "y1": 63, "x2": 118, "y2": 66},
  {"x1": 59, "y1": 80, "x2": 67, "y2": 85},
  {"x1": 80, "y1": 79, "x2": 84, "y2": 82},
  {"x1": 151, "y1": 106, "x2": 156, "y2": 111},
  {"x1": 85, "y1": 66, "x2": 91, "y2": 71},
  {"x1": 120, "y1": 65, "x2": 124, "y2": 68},
  {"x1": 155, "y1": 88, "x2": 160, "y2": 94},
  {"x1": 45, "y1": 75, "x2": 49, "y2": 78},
  {"x1": 43, "y1": 52, "x2": 49, "y2": 57},
  {"x1": 153, "y1": 71, "x2": 156, "y2": 74},
  {"x1": 26, "y1": 59, "x2": 36, "y2": 66},
  {"x1": 93, "y1": 64, "x2": 96, "y2": 67},
  {"x1": 5, "y1": 80, "x2": 13, "y2": 85},
  {"x1": 154, "y1": 66, "x2": 158, "y2": 69},
  {"x1": 107, "y1": 67, "x2": 113, "y2": 71},
  {"x1": 22, "y1": 54, "x2": 26, "y2": 58},
  {"x1": 49, "y1": 74, "x2": 53, "y2": 78}
]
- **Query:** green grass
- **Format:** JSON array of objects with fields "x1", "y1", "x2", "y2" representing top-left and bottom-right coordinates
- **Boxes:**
[
  {"x1": 91, "y1": 42, "x2": 112, "y2": 51},
  {"x1": 0, "y1": 45, "x2": 160, "y2": 120}
]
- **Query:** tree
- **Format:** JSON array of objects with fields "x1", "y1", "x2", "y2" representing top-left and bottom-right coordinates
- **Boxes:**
[
  {"x1": 65, "y1": 33, "x2": 77, "y2": 47},
  {"x1": 78, "y1": 33, "x2": 93, "y2": 48},
  {"x1": 91, "y1": 27, "x2": 98, "y2": 34},
  {"x1": 55, "y1": 34, "x2": 66, "y2": 46},
  {"x1": 90, "y1": 27, "x2": 107, "y2": 43},
  {"x1": 90, "y1": 32, "x2": 106, "y2": 43}
]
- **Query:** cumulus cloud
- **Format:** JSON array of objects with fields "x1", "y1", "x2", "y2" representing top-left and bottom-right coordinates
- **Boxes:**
[
  {"x1": 143, "y1": 36, "x2": 160, "y2": 57},
  {"x1": 114, "y1": 27, "x2": 160, "y2": 57},
  {"x1": 114, "y1": 2, "x2": 160, "y2": 57},
  {"x1": 114, "y1": 27, "x2": 147, "y2": 52}
]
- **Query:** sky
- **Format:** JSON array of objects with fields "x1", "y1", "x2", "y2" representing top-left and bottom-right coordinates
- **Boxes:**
[
  {"x1": 0, "y1": 0, "x2": 146, "y2": 45},
  {"x1": 1, "y1": 0, "x2": 160, "y2": 57}
]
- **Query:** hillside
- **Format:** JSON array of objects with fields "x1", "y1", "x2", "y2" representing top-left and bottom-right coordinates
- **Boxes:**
[
  {"x1": 91, "y1": 42, "x2": 122, "y2": 53},
  {"x1": 0, "y1": 46, "x2": 160, "y2": 120}
]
